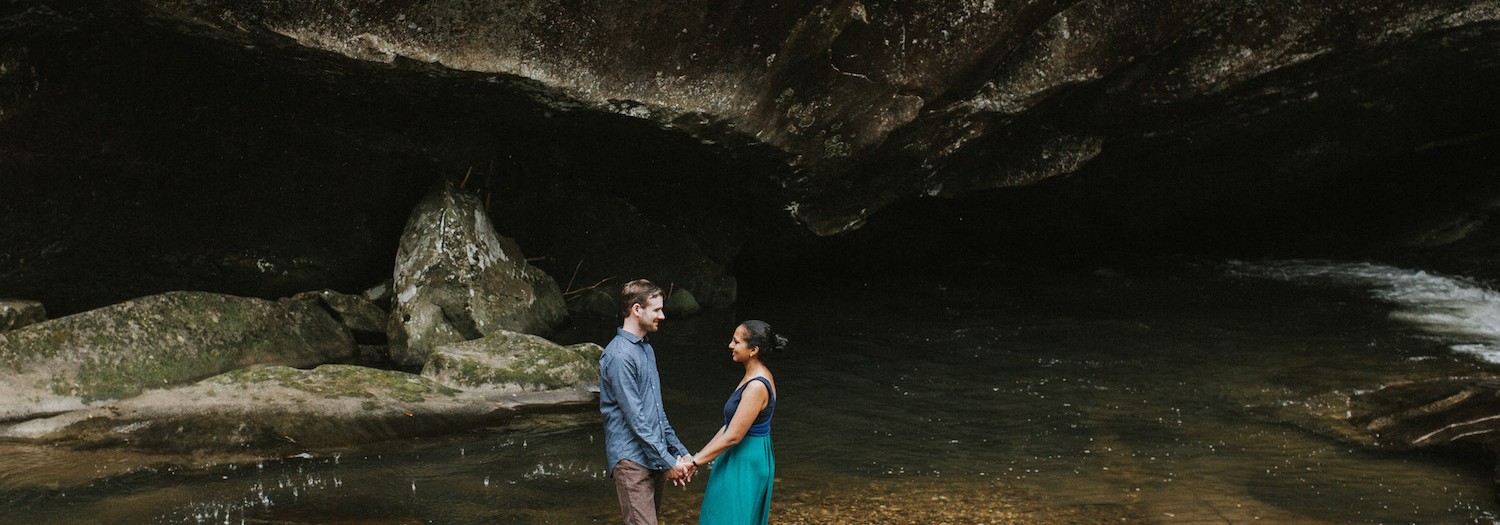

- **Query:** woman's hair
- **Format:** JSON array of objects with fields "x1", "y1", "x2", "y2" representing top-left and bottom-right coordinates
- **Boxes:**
[
  {"x1": 620, "y1": 279, "x2": 662, "y2": 318},
  {"x1": 741, "y1": 320, "x2": 789, "y2": 357}
]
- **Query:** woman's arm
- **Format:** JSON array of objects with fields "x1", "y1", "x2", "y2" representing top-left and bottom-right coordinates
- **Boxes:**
[{"x1": 691, "y1": 381, "x2": 769, "y2": 467}]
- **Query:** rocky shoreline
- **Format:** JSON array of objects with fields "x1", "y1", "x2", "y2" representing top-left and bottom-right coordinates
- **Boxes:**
[{"x1": 0, "y1": 181, "x2": 607, "y2": 454}]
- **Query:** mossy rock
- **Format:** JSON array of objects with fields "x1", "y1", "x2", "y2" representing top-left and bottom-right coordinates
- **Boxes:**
[
  {"x1": 422, "y1": 330, "x2": 602, "y2": 393},
  {"x1": 0, "y1": 291, "x2": 354, "y2": 421}
]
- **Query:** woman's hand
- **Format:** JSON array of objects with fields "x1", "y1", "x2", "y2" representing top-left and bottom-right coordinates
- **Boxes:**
[{"x1": 669, "y1": 455, "x2": 697, "y2": 486}]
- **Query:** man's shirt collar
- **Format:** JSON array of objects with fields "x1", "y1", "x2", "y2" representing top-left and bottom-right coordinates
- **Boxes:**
[{"x1": 616, "y1": 327, "x2": 648, "y2": 345}]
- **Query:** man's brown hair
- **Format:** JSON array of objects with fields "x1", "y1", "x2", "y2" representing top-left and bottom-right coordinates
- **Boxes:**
[{"x1": 620, "y1": 279, "x2": 663, "y2": 318}]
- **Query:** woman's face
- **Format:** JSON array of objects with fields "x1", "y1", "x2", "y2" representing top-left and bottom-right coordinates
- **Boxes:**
[{"x1": 728, "y1": 324, "x2": 758, "y2": 363}]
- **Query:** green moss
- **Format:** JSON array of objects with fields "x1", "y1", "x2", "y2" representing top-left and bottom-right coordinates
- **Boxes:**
[
  {"x1": 67, "y1": 340, "x2": 242, "y2": 402},
  {"x1": 218, "y1": 365, "x2": 457, "y2": 403}
]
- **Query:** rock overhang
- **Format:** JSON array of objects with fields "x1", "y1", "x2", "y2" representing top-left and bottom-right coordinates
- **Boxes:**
[{"x1": 4, "y1": 1, "x2": 1500, "y2": 311}]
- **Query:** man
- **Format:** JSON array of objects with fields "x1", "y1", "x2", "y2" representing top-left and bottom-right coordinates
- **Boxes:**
[{"x1": 600, "y1": 279, "x2": 696, "y2": 524}]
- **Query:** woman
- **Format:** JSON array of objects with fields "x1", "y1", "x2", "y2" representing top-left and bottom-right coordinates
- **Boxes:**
[{"x1": 687, "y1": 320, "x2": 787, "y2": 525}]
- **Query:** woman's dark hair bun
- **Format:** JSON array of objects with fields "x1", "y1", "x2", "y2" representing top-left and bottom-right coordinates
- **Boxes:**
[{"x1": 741, "y1": 320, "x2": 788, "y2": 356}]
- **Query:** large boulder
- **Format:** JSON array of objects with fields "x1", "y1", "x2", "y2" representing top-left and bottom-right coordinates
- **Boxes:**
[
  {"x1": 422, "y1": 330, "x2": 602, "y2": 394},
  {"x1": 0, "y1": 291, "x2": 355, "y2": 421},
  {"x1": 389, "y1": 181, "x2": 567, "y2": 366},
  {"x1": 0, "y1": 299, "x2": 45, "y2": 331}
]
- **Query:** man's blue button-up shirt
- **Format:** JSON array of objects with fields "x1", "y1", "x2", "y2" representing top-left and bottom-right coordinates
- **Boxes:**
[{"x1": 600, "y1": 327, "x2": 688, "y2": 476}]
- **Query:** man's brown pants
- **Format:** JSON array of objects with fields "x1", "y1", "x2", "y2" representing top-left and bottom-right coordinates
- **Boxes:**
[{"x1": 614, "y1": 460, "x2": 667, "y2": 525}]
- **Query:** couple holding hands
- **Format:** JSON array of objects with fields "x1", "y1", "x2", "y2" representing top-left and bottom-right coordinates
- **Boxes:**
[{"x1": 600, "y1": 279, "x2": 788, "y2": 525}]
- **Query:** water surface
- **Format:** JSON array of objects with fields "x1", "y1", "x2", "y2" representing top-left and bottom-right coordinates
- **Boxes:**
[{"x1": 3, "y1": 260, "x2": 1498, "y2": 523}]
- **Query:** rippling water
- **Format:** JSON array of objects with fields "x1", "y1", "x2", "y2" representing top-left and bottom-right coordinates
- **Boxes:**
[{"x1": 3, "y1": 259, "x2": 1499, "y2": 523}]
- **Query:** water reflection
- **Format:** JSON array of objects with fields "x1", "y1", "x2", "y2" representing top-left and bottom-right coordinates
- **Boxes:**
[{"x1": 2, "y1": 260, "x2": 1499, "y2": 523}]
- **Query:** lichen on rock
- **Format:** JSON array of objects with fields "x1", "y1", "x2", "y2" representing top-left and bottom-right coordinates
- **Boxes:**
[
  {"x1": 0, "y1": 299, "x2": 45, "y2": 331},
  {"x1": 388, "y1": 180, "x2": 567, "y2": 366}
]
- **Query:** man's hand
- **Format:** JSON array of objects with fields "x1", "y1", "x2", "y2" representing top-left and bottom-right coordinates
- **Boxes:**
[{"x1": 669, "y1": 455, "x2": 697, "y2": 487}]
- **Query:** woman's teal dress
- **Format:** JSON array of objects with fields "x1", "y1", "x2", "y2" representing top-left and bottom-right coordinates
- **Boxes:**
[{"x1": 699, "y1": 376, "x2": 776, "y2": 525}]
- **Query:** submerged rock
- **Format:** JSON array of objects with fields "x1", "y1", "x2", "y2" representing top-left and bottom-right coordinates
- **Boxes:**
[
  {"x1": 1348, "y1": 378, "x2": 1500, "y2": 452},
  {"x1": 0, "y1": 299, "x2": 45, "y2": 331},
  {"x1": 0, "y1": 291, "x2": 354, "y2": 421},
  {"x1": 1345, "y1": 377, "x2": 1500, "y2": 497},
  {"x1": 422, "y1": 330, "x2": 602, "y2": 394},
  {"x1": 0, "y1": 364, "x2": 590, "y2": 452},
  {"x1": 389, "y1": 181, "x2": 567, "y2": 366}
]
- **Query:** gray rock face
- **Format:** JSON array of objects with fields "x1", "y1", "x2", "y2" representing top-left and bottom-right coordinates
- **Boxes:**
[
  {"x1": 421, "y1": 330, "x2": 602, "y2": 394},
  {"x1": 0, "y1": 299, "x2": 45, "y2": 331},
  {"x1": 0, "y1": 291, "x2": 355, "y2": 421},
  {"x1": 389, "y1": 181, "x2": 567, "y2": 366}
]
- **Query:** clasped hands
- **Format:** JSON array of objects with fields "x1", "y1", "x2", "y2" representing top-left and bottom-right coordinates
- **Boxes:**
[{"x1": 667, "y1": 455, "x2": 697, "y2": 487}]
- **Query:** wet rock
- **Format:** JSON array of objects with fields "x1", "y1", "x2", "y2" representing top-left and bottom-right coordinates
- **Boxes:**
[
  {"x1": 1346, "y1": 377, "x2": 1500, "y2": 496},
  {"x1": 1348, "y1": 378, "x2": 1500, "y2": 452},
  {"x1": 421, "y1": 330, "x2": 601, "y2": 394},
  {"x1": 0, "y1": 364, "x2": 589, "y2": 452},
  {"x1": 0, "y1": 291, "x2": 354, "y2": 421},
  {"x1": 389, "y1": 181, "x2": 567, "y2": 366},
  {"x1": 290, "y1": 289, "x2": 389, "y2": 344},
  {"x1": 0, "y1": 299, "x2": 45, "y2": 331}
]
